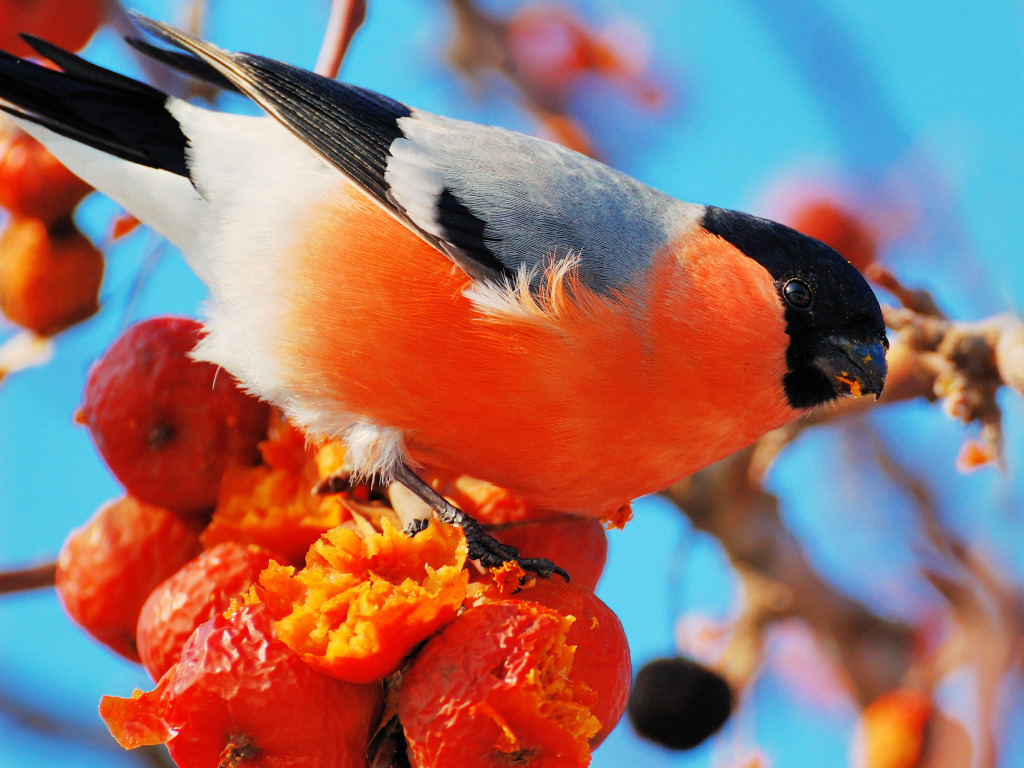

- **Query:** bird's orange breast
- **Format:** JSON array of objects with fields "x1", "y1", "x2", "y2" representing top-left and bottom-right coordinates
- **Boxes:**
[{"x1": 276, "y1": 183, "x2": 799, "y2": 513}]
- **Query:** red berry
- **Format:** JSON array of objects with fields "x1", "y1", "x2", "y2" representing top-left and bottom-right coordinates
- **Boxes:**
[
  {"x1": 791, "y1": 200, "x2": 877, "y2": 272},
  {"x1": 0, "y1": 0, "x2": 103, "y2": 56},
  {"x1": 0, "y1": 130, "x2": 92, "y2": 223},
  {"x1": 101, "y1": 603, "x2": 384, "y2": 768},
  {"x1": 56, "y1": 496, "x2": 202, "y2": 660},
  {"x1": 77, "y1": 316, "x2": 271, "y2": 514},
  {"x1": 399, "y1": 600, "x2": 602, "y2": 768},
  {"x1": 480, "y1": 516, "x2": 608, "y2": 591},
  {"x1": 136, "y1": 542, "x2": 283, "y2": 680},
  {"x1": 859, "y1": 689, "x2": 933, "y2": 768},
  {"x1": 0, "y1": 217, "x2": 103, "y2": 336},
  {"x1": 517, "y1": 579, "x2": 630, "y2": 746},
  {"x1": 472, "y1": 578, "x2": 631, "y2": 747}
]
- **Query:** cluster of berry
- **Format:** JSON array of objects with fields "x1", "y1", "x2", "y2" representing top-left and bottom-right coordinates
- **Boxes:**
[{"x1": 57, "y1": 316, "x2": 631, "y2": 767}]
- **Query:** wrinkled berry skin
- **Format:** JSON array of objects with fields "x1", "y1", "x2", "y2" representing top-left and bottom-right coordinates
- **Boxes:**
[
  {"x1": 399, "y1": 600, "x2": 598, "y2": 768},
  {"x1": 78, "y1": 316, "x2": 271, "y2": 514},
  {"x1": 56, "y1": 496, "x2": 203, "y2": 660},
  {"x1": 517, "y1": 579, "x2": 631, "y2": 747},
  {"x1": 137, "y1": 542, "x2": 282, "y2": 680},
  {"x1": 101, "y1": 603, "x2": 384, "y2": 768}
]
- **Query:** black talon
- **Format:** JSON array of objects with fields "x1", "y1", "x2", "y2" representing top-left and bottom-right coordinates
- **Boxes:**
[
  {"x1": 394, "y1": 463, "x2": 570, "y2": 581},
  {"x1": 402, "y1": 517, "x2": 431, "y2": 537}
]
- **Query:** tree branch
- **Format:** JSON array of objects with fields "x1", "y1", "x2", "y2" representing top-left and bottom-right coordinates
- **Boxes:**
[{"x1": 662, "y1": 447, "x2": 915, "y2": 704}]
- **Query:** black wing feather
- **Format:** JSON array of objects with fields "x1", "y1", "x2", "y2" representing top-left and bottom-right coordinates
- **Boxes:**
[
  {"x1": 130, "y1": 14, "x2": 411, "y2": 215},
  {"x1": 221, "y1": 53, "x2": 410, "y2": 212},
  {"x1": 234, "y1": 55, "x2": 515, "y2": 280},
  {"x1": 125, "y1": 37, "x2": 241, "y2": 93},
  {"x1": 435, "y1": 189, "x2": 507, "y2": 274},
  {"x1": 0, "y1": 36, "x2": 188, "y2": 176},
  {"x1": 131, "y1": 15, "x2": 513, "y2": 282}
]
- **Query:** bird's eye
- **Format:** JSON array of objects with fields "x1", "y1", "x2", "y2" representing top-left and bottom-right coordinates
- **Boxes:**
[{"x1": 783, "y1": 279, "x2": 813, "y2": 309}]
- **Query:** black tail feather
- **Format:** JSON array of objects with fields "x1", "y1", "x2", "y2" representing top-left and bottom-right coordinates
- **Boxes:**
[
  {"x1": 20, "y1": 34, "x2": 167, "y2": 100},
  {"x1": 0, "y1": 37, "x2": 189, "y2": 176}
]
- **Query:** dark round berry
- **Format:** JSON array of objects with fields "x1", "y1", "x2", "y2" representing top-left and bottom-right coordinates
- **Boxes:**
[{"x1": 627, "y1": 656, "x2": 733, "y2": 750}]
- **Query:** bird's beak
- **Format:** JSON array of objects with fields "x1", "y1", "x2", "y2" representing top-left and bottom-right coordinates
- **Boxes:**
[{"x1": 815, "y1": 336, "x2": 887, "y2": 400}]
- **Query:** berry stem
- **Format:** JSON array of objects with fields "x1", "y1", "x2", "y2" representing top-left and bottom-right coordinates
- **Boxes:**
[{"x1": 0, "y1": 562, "x2": 56, "y2": 594}]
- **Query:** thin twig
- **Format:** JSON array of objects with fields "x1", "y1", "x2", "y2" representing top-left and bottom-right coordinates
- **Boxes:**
[
  {"x1": 0, "y1": 562, "x2": 56, "y2": 594},
  {"x1": 442, "y1": 0, "x2": 600, "y2": 157},
  {"x1": 314, "y1": 0, "x2": 367, "y2": 78}
]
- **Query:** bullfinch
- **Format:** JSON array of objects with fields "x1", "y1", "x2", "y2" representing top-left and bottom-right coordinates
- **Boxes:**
[{"x1": 0, "y1": 17, "x2": 887, "y2": 578}]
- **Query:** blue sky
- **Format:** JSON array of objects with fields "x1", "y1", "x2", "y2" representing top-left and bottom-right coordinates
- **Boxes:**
[{"x1": 2, "y1": 0, "x2": 1023, "y2": 766}]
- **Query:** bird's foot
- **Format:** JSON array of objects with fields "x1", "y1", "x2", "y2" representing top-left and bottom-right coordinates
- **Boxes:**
[
  {"x1": 395, "y1": 463, "x2": 570, "y2": 581},
  {"x1": 314, "y1": 470, "x2": 390, "y2": 503},
  {"x1": 312, "y1": 471, "x2": 353, "y2": 495}
]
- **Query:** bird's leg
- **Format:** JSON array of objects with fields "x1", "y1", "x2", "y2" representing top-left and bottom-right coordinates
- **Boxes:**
[
  {"x1": 394, "y1": 463, "x2": 570, "y2": 581},
  {"x1": 312, "y1": 471, "x2": 353, "y2": 495},
  {"x1": 314, "y1": 470, "x2": 390, "y2": 502}
]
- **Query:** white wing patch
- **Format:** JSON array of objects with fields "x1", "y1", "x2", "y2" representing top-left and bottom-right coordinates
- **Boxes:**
[{"x1": 384, "y1": 137, "x2": 446, "y2": 239}]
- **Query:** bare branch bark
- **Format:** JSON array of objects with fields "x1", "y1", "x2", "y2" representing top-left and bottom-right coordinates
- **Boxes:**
[{"x1": 662, "y1": 448, "x2": 915, "y2": 704}]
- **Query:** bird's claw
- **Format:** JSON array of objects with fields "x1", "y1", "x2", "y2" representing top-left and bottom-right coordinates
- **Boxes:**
[
  {"x1": 394, "y1": 463, "x2": 570, "y2": 582},
  {"x1": 459, "y1": 515, "x2": 570, "y2": 581},
  {"x1": 402, "y1": 517, "x2": 431, "y2": 537}
]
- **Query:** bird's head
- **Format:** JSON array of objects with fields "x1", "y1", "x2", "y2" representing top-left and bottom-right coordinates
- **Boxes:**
[{"x1": 702, "y1": 206, "x2": 888, "y2": 410}]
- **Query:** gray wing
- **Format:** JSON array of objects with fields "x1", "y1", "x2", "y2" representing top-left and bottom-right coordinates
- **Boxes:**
[{"x1": 385, "y1": 112, "x2": 699, "y2": 291}]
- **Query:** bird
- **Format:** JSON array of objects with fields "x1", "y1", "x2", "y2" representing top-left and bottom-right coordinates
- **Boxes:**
[{"x1": 0, "y1": 16, "x2": 887, "y2": 578}]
